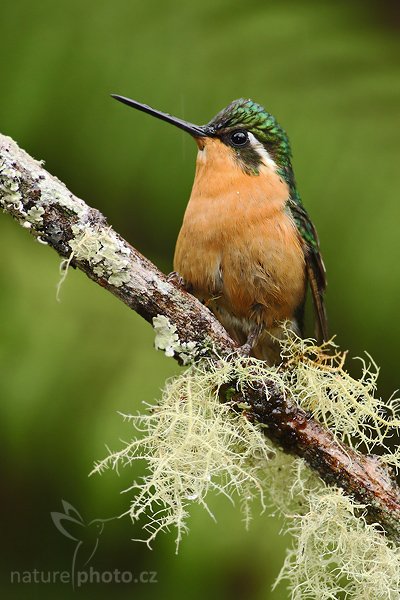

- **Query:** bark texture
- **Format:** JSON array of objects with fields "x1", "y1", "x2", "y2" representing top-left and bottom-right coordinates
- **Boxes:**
[{"x1": 1, "y1": 133, "x2": 399, "y2": 542}]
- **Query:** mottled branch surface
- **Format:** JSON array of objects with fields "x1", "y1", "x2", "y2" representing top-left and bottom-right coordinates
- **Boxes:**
[{"x1": 1, "y1": 133, "x2": 400, "y2": 543}]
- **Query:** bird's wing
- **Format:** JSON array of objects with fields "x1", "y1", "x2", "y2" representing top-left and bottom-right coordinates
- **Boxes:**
[{"x1": 289, "y1": 199, "x2": 328, "y2": 342}]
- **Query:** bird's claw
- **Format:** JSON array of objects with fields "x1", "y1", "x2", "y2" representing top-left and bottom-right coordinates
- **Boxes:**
[
  {"x1": 167, "y1": 271, "x2": 186, "y2": 289},
  {"x1": 237, "y1": 325, "x2": 263, "y2": 358},
  {"x1": 237, "y1": 343, "x2": 252, "y2": 357}
]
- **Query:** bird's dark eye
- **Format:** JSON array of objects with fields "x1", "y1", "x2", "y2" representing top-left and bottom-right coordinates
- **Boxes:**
[{"x1": 229, "y1": 130, "x2": 249, "y2": 147}]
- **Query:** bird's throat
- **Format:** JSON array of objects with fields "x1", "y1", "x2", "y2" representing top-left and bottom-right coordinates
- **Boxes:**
[{"x1": 190, "y1": 138, "x2": 289, "y2": 217}]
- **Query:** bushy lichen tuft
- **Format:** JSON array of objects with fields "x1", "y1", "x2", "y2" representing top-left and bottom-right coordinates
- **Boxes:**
[
  {"x1": 94, "y1": 329, "x2": 400, "y2": 597},
  {"x1": 275, "y1": 486, "x2": 400, "y2": 599},
  {"x1": 276, "y1": 330, "x2": 400, "y2": 453},
  {"x1": 92, "y1": 359, "x2": 275, "y2": 550}
]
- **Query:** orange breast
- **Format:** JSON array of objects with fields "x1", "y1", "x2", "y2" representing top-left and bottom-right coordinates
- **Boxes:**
[{"x1": 174, "y1": 138, "x2": 306, "y2": 338}]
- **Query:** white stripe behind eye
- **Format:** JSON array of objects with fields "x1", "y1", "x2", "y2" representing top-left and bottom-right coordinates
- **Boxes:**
[{"x1": 247, "y1": 132, "x2": 277, "y2": 170}]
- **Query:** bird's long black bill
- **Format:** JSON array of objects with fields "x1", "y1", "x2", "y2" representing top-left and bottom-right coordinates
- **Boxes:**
[{"x1": 111, "y1": 94, "x2": 209, "y2": 137}]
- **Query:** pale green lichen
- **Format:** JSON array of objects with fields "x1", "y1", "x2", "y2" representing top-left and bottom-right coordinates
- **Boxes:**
[
  {"x1": 56, "y1": 223, "x2": 132, "y2": 294},
  {"x1": 1, "y1": 141, "x2": 132, "y2": 295},
  {"x1": 94, "y1": 330, "x2": 400, "y2": 598},
  {"x1": 275, "y1": 486, "x2": 400, "y2": 600},
  {"x1": 0, "y1": 136, "x2": 135, "y2": 296},
  {"x1": 26, "y1": 205, "x2": 45, "y2": 225},
  {"x1": 92, "y1": 359, "x2": 274, "y2": 550},
  {"x1": 3, "y1": 137, "x2": 399, "y2": 598},
  {"x1": 153, "y1": 315, "x2": 180, "y2": 357},
  {"x1": 153, "y1": 315, "x2": 198, "y2": 364},
  {"x1": 69, "y1": 224, "x2": 131, "y2": 286},
  {"x1": 0, "y1": 139, "x2": 88, "y2": 234},
  {"x1": 0, "y1": 160, "x2": 25, "y2": 218},
  {"x1": 381, "y1": 446, "x2": 400, "y2": 472},
  {"x1": 275, "y1": 331, "x2": 400, "y2": 454},
  {"x1": 33, "y1": 168, "x2": 88, "y2": 220}
]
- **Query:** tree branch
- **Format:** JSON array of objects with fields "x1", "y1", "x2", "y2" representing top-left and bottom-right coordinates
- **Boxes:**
[{"x1": 1, "y1": 133, "x2": 400, "y2": 543}]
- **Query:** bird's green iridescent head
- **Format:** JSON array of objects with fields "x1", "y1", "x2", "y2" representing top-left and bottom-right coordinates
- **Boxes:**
[
  {"x1": 111, "y1": 94, "x2": 295, "y2": 186},
  {"x1": 206, "y1": 98, "x2": 293, "y2": 180}
]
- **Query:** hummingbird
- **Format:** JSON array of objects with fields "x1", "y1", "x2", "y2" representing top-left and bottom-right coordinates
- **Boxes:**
[{"x1": 112, "y1": 94, "x2": 328, "y2": 363}]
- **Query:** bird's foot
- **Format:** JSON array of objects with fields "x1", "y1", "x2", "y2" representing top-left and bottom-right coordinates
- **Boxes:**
[
  {"x1": 167, "y1": 271, "x2": 187, "y2": 289},
  {"x1": 237, "y1": 325, "x2": 263, "y2": 358},
  {"x1": 238, "y1": 342, "x2": 252, "y2": 357}
]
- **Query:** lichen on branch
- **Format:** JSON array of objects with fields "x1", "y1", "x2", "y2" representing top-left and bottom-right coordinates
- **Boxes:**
[
  {"x1": 92, "y1": 357, "x2": 275, "y2": 550},
  {"x1": 93, "y1": 332, "x2": 400, "y2": 597},
  {"x1": 2, "y1": 132, "x2": 400, "y2": 598}
]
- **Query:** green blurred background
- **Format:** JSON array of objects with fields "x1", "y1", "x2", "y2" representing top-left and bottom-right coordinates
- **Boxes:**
[{"x1": 0, "y1": 0, "x2": 399, "y2": 598}]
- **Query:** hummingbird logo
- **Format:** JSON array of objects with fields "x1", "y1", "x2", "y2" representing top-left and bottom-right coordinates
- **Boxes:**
[{"x1": 51, "y1": 500, "x2": 115, "y2": 588}]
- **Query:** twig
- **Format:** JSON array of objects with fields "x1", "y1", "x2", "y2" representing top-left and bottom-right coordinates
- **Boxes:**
[{"x1": 1, "y1": 133, "x2": 399, "y2": 542}]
